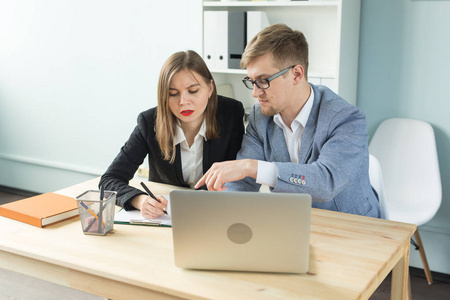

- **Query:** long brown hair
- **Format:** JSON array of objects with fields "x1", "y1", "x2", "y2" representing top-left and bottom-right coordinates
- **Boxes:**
[{"x1": 156, "y1": 50, "x2": 219, "y2": 163}]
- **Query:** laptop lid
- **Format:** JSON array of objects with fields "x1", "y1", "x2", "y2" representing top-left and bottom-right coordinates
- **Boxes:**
[{"x1": 169, "y1": 190, "x2": 311, "y2": 274}]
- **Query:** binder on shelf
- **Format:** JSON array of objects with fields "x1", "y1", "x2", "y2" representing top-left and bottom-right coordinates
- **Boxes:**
[
  {"x1": 203, "y1": 11, "x2": 217, "y2": 69},
  {"x1": 227, "y1": 11, "x2": 246, "y2": 69},
  {"x1": 215, "y1": 11, "x2": 229, "y2": 69},
  {"x1": 203, "y1": 11, "x2": 228, "y2": 69},
  {"x1": 247, "y1": 11, "x2": 270, "y2": 43},
  {"x1": 203, "y1": 10, "x2": 270, "y2": 70}
]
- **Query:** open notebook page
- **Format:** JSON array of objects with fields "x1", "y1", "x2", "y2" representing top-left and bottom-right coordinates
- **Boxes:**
[{"x1": 114, "y1": 195, "x2": 171, "y2": 226}]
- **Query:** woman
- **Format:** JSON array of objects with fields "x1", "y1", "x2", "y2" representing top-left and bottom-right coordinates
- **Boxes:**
[{"x1": 99, "y1": 50, "x2": 244, "y2": 219}]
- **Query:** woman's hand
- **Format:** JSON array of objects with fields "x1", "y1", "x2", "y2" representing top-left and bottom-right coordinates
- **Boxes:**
[{"x1": 131, "y1": 194, "x2": 168, "y2": 219}]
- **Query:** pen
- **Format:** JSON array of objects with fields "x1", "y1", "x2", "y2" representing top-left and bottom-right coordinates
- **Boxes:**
[
  {"x1": 79, "y1": 200, "x2": 105, "y2": 226},
  {"x1": 98, "y1": 186, "x2": 104, "y2": 233},
  {"x1": 130, "y1": 219, "x2": 161, "y2": 226},
  {"x1": 140, "y1": 182, "x2": 168, "y2": 215},
  {"x1": 99, "y1": 185, "x2": 104, "y2": 201},
  {"x1": 84, "y1": 195, "x2": 109, "y2": 232}
]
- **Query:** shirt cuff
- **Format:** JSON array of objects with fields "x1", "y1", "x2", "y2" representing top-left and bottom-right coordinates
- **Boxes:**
[{"x1": 256, "y1": 160, "x2": 277, "y2": 187}]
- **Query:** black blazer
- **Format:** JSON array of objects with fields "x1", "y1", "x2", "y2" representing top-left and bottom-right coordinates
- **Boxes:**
[{"x1": 99, "y1": 96, "x2": 245, "y2": 210}]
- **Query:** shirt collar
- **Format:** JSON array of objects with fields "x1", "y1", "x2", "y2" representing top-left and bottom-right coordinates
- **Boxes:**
[
  {"x1": 173, "y1": 119, "x2": 207, "y2": 146},
  {"x1": 297, "y1": 85, "x2": 314, "y2": 128}
]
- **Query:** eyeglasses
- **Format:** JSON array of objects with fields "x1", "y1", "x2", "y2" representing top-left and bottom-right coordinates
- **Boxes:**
[{"x1": 242, "y1": 65, "x2": 295, "y2": 90}]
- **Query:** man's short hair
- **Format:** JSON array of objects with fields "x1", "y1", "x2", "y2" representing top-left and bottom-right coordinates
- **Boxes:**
[{"x1": 241, "y1": 23, "x2": 309, "y2": 78}]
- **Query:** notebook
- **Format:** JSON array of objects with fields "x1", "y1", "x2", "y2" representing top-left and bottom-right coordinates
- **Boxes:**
[
  {"x1": 0, "y1": 193, "x2": 79, "y2": 228},
  {"x1": 169, "y1": 190, "x2": 312, "y2": 274},
  {"x1": 114, "y1": 196, "x2": 172, "y2": 227}
]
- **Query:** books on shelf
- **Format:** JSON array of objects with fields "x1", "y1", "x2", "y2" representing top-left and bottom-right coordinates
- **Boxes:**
[{"x1": 0, "y1": 192, "x2": 79, "y2": 228}]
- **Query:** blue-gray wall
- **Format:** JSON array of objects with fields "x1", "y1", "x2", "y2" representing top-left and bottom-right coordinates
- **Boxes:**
[{"x1": 359, "y1": 0, "x2": 450, "y2": 273}]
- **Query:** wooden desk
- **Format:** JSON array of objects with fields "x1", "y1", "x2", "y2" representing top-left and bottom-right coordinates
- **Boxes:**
[{"x1": 0, "y1": 178, "x2": 416, "y2": 300}]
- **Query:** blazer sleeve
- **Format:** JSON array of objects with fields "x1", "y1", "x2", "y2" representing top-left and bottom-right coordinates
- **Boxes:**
[
  {"x1": 99, "y1": 112, "x2": 151, "y2": 210},
  {"x1": 225, "y1": 105, "x2": 264, "y2": 192},
  {"x1": 272, "y1": 105, "x2": 368, "y2": 202}
]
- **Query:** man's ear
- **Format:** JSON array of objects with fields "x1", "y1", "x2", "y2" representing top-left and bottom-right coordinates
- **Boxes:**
[{"x1": 292, "y1": 65, "x2": 304, "y2": 85}]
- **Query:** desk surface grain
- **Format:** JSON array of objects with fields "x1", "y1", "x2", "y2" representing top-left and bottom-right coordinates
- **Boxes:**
[{"x1": 0, "y1": 178, "x2": 416, "y2": 300}]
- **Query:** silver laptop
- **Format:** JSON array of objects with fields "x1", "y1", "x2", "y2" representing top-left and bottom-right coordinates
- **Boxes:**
[{"x1": 169, "y1": 190, "x2": 311, "y2": 274}]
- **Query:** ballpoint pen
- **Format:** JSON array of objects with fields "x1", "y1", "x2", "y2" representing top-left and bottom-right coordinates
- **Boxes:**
[
  {"x1": 98, "y1": 186, "x2": 104, "y2": 233},
  {"x1": 79, "y1": 200, "x2": 106, "y2": 227},
  {"x1": 140, "y1": 182, "x2": 168, "y2": 215}
]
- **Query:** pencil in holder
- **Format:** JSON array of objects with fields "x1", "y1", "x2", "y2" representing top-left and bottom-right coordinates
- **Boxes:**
[{"x1": 75, "y1": 190, "x2": 116, "y2": 235}]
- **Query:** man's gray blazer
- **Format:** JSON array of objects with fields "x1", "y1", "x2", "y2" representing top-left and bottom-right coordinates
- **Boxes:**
[{"x1": 226, "y1": 84, "x2": 381, "y2": 218}]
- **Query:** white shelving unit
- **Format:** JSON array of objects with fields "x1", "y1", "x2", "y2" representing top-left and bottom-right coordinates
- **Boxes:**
[{"x1": 202, "y1": 0, "x2": 361, "y2": 108}]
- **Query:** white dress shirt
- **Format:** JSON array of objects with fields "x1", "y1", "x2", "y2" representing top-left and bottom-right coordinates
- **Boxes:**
[
  {"x1": 256, "y1": 86, "x2": 314, "y2": 187},
  {"x1": 173, "y1": 120, "x2": 207, "y2": 188}
]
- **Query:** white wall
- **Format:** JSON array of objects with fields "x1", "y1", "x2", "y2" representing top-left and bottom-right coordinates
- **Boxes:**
[{"x1": 0, "y1": 0, "x2": 202, "y2": 192}]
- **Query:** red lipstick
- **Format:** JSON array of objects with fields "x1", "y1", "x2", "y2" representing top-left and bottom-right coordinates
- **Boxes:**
[{"x1": 181, "y1": 110, "x2": 194, "y2": 116}]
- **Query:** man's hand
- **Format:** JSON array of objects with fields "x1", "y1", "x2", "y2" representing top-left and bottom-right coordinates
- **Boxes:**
[{"x1": 195, "y1": 159, "x2": 258, "y2": 191}]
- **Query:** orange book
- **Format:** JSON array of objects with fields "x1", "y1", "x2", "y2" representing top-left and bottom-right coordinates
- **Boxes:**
[{"x1": 0, "y1": 192, "x2": 79, "y2": 228}]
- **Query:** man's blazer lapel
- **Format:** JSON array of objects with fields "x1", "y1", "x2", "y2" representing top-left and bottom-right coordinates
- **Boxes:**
[
  {"x1": 298, "y1": 88, "x2": 320, "y2": 163},
  {"x1": 267, "y1": 120, "x2": 290, "y2": 162}
]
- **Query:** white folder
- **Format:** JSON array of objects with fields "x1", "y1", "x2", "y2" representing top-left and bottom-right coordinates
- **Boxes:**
[
  {"x1": 247, "y1": 11, "x2": 270, "y2": 44},
  {"x1": 203, "y1": 11, "x2": 228, "y2": 70},
  {"x1": 215, "y1": 11, "x2": 228, "y2": 69},
  {"x1": 203, "y1": 11, "x2": 217, "y2": 69}
]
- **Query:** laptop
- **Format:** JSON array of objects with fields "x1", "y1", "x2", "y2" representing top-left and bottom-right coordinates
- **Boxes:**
[{"x1": 169, "y1": 190, "x2": 312, "y2": 274}]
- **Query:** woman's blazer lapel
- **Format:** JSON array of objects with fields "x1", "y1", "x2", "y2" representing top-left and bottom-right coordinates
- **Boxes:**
[{"x1": 173, "y1": 144, "x2": 187, "y2": 186}]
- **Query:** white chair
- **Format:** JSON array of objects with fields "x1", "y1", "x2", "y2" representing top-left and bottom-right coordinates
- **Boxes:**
[
  {"x1": 368, "y1": 154, "x2": 388, "y2": 219},
  {"x1": 369, "y1": 118, "x2": 442, "y2": 285}
]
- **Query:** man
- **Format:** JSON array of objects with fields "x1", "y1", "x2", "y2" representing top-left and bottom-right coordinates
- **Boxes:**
[{"x1": 195, "y1": 24, "x2": 381, "y2": 218}]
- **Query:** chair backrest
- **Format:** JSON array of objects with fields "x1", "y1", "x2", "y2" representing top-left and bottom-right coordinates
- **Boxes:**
[
  {"x1": 368, "y1": 154, "x2": 388, "y2": 219},
  {"x1": 369, "y1": 118, "x2": 442, "y2": 225}
]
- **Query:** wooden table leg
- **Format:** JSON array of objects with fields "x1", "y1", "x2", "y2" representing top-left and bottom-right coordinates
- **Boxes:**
[
  {"x1": 391, "y1": 245, "x2": 411, "y2": 300},
  {"x1": 414, "y1": 230, "x2": 433, "y2": 284}
]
